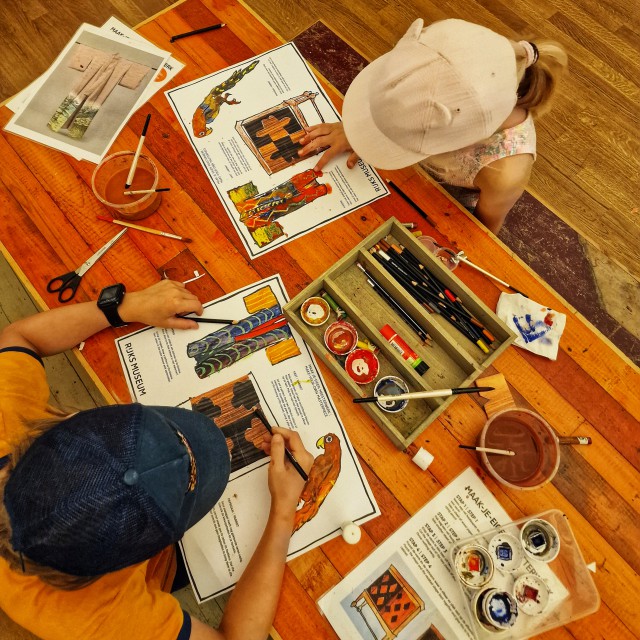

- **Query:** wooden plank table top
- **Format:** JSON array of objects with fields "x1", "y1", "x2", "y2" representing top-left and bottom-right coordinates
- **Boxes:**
[{"x1": 0, "y1": 1, "x2": 638, "y2": 638}]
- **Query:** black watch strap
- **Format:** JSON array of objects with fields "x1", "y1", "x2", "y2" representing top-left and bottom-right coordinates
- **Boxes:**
[{"x1": 98, "y1": 284, "x2": 127, "y2": 328}]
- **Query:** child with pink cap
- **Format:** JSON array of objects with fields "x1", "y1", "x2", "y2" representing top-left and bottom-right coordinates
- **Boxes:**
[{"x1": 300, "y1": 19, "x2": 567, "y2": 233}]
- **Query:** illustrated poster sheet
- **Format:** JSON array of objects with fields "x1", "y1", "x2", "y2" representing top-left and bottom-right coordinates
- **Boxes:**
[
  {"x1": 115, "y1": 275, "x2": 380, "y2": 601},
  {"x1": 318, "y1": 468, "x2": 568, "y2": 640},
  {"x1": 4, "y1": 23, "x2": 171, "y2": 163},
  {"x1": 165, "y1": 42, "x2": 389, "y2": 258}
]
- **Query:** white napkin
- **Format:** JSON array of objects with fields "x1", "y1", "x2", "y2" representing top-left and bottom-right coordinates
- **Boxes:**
[{"x1": 496, "y1": 293, "x2": 566, "y2": 360}]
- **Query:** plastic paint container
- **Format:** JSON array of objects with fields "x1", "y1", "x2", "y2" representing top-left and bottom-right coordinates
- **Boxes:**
[
  {"x1": 373, "y1": 375, "x2": 409, "y2": 413},
  {"x1": 345, "y1": 348, "x2": 379, "y2": 384},
  {"x1": 478, "y1": 408, "x2": 560, "y2": 490},
  {"x1": 324, "y1": 321, "x2": 358, "y2": 355},
  {"x1": 488, "y1": 533, "x2": 524, "y2": 572},
  {"x1": 513, "y1": 574, "x2": 550, "y2": 616},
  {"x1": 520, "y1": 518, "x2": 560, "y2": 563},
  {"x1": 92, "y1": 151, "x2": 161, "y2": 221},
  {"x1": 475, "y1": 589, "x2": 519, "y2": 631},
  {"x1": 454, "y1": 544, "x2": 494, "y2": 589},
  {"x1": 301, "y1": 296, "x2": 331, "y2": 326}
]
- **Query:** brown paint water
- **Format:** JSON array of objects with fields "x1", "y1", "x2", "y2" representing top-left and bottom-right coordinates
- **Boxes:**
[
  {"x1": 104, "y1": 167, "x2": 155, "y2": 205},
  {"x1": 103, "y1": 167, "x2": 161, "y2": 220},
  {"x1": 481, "y1": 410, "x2": 559, "y2": 488}
]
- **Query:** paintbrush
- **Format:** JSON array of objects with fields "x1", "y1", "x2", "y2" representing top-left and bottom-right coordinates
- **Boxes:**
[
  {"x1": 125, "y1": 113, "x2": 151, "y2": 189},
  {"x1": 97, "y1": 215, "x2": 191, "y2": 243},
  {"x1": 252, "y1": 406, "x2": 308, "y2": 482},
  {"x1": 459, "y1": 445, "x2": 515, "y2": 456},
  {"x1": 353, "y1": 386, "x2": 495, "y2": 403},
  {"x1": 177, "y1": 314, "x2": 238, "y2": 325}
]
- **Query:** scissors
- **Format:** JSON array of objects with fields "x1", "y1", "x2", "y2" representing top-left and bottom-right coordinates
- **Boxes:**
[{"x1": 47, "y1": 229, "x2": 128, "y2": 302}]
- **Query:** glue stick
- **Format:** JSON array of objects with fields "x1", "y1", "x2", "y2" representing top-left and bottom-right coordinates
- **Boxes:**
[{"x1": 380, "y1": 324, "x2": 429, "y2": 375}]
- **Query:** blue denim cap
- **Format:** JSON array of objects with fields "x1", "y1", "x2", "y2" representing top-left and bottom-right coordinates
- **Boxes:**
[{"x1": 4, "y1": 403, "x2": 230, "y2": 576}]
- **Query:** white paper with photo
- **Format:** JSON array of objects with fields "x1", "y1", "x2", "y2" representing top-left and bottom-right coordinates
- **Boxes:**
[
  {"x1": 4, "y1": 23, "x2": 170, "y2": 163},
  {"x1": 165, "y1": 42, "x2": 389, "y2": 258},
  {"x1": 6, "y1": 18, "x2": 182, "y2": 118},
  {"x1": 318, "y1": 468, "x2": 568, "y2": 640},
  {"x1": 115, "y1": 275, "x2": 380, "y2": 601}
]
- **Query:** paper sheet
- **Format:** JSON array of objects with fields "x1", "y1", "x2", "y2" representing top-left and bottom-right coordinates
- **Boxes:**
[
  {"x1": 4, "y1": 23, "x2": 171, "y2": 163},
  {"x1": 318, "y1": 468, "x2": 567, "y2": 639},
  {"x1": 165, "y1": 42, "x2": 389, "y2": 258},
  {"x1": 115, "y1": 275, "x2": 380, "y2": 601}
]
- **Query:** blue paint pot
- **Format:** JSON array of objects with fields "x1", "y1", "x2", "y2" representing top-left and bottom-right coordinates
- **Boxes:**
[{"x1": 374, "y1": 375, "x2": 409, "y2": 413}]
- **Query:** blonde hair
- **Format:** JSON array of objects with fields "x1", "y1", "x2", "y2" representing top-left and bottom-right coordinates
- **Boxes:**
[
  {"x1": 515, "y1": 40, "x2": 568, "y2": 118},
  {"x1": 0, "y1": 413, "x2": 99, "y2": 590}
]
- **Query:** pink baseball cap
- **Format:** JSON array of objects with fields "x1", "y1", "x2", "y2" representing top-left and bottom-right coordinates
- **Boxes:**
[{"x1": 342, "y1": 19, "x2": 518, "y2": 169}]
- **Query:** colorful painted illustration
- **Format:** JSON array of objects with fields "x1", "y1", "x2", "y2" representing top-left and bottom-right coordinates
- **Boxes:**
[
  {"x1": 186, "y1": 303, "x2": 300, "y2": 378},
  {"x1": 192, "y1": 60, "x2": 260, "y2": 138},
  {"x1": 235, "y1": 91, "x2": 324, "y2": 174},
  {"x1": 190, "y1": 377, "x2": 270, "y2": 473},
  {"x1": 294, "y1": 433, "x2": 341, "y2": 532},
  {"x1": 229, "y1": 168, "x2": 331, "y2": 247},
  {"x1": 351, "y1": 565, "x2": 425, "y2": 640}
]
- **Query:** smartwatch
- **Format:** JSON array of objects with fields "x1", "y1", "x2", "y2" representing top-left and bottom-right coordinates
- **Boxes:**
[{"x1": 97, "y1": 284, "x2": 127, "y2": 327}]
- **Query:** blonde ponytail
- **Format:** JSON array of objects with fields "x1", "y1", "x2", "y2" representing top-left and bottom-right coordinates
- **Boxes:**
[{"x1": 515, "y1": 40, "x2": 568, "y2": 118}]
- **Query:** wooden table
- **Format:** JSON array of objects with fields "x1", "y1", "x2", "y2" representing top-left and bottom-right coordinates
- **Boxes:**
[{"x1": 0, "y1": 1, "x2": 638, "y2": 638}]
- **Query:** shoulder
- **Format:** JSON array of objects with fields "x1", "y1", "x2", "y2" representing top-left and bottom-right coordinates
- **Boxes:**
[{"x1": 474, "y1": 154, "x2": 534, "y2": 194}]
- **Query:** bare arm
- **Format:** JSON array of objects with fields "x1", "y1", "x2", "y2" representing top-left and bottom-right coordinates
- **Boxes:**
[
  {"x1": 0, "y1": 280, "x2": 203, "y2": 356},
  {"x1": 189, "y1": 428, "x2": 313, "y2": 640},
  {"x1": 473, "y1": 154, "x2": 534, "y2": 234},
  {"x1": 298, "y1": 123, "x2": 360, "y2": 172}
]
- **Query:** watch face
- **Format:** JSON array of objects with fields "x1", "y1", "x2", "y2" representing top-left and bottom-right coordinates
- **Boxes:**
[{"x1": 99, "y1": 284, "x2": 125, "y2": 306}]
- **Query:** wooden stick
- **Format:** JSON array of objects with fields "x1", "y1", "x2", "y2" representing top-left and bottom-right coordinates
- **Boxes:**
[
  {"x1": 125, "y1": 114, "x2": 151, "y2": 189},
  {"x1": 459, "y1": 445, "x2": 515, "y2": 456},
  {"x1": 97, "y1": 215, "x2": 190, "y2": 242}
]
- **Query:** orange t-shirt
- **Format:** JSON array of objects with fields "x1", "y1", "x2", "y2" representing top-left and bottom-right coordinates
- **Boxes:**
[{"x1": 0, "y1": 349, "x2": 189, "y2": 640}]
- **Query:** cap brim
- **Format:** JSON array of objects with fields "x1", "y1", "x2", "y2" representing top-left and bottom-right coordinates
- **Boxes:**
[
  {"x1": 342, "y1": 55, "x2": 428, "y2": 170},
  {"x1": 148, "y1": 406, "x2": 230, "y2": 530}
]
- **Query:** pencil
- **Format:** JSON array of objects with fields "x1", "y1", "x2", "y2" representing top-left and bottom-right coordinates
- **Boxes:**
[
  {"x1": 252, "y1": 407, "x2": 308, "y2": 482},
  {"x1": 124, "y1": 188, "x2": 170, "y2": 195},
  {"x1": 353, "y1": 387, "x2": 495, "y2": 403},
  {"x1": 459, "y1": 445, "x2": 515, "y2": 456},
  {"x1": 387, "y1": 180, "x2": 437, "y2": 227},
  {"x1": 356, "y1": 263, "x2": 431, "y2": 344},
  {"x1": 170, "y1": 23, "x2": 226, "y2": 42},
  {"x1": 125, "y1": 114, "x2": 151, "y2": 189},
  {"x1": 96, "y1": 215, "x2": 191, "y2": 242},
  {"x1": 177, "y1": 315, "x2": 238, "y2": 325}
]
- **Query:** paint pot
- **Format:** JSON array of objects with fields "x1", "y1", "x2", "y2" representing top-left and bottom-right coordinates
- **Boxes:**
[
  {"x1": 475, "y1": 589, "x2": 518, "y2": 631},
  {"x1": 513, "y1": 573, "x2": 550, "y2": 616},
  {"x1": 373, "y1": 376, "x2": 410, "y2": 413},
  {"x1": 92, "y1": 151, "x2": 161, "y2": 221},
  {"x1": 520, "y1": 518, "x2": 560, "y2": 563},
  {"x1": 324, "y1": 321, "x2": 358, "y2": 355},
  {"x1": 454, "y1": 544, "x2": 494, "y2": 589},
  {"x1": 478, "y1": 408, "x2": 560, "y2": 490},
  {"x1": 300, "y1": 296, "x2": 331, "y2": 326},
  {"x1": 488, "y1": 533, "x2": 524, "y2": 572},
  {"x1": 345, "y1": 348, "x2": 379, "y2": 385}
]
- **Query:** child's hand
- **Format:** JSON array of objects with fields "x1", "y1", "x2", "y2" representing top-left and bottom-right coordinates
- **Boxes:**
[{"x1": 298, "y1": 123, "x2": 360, "y2": 171}]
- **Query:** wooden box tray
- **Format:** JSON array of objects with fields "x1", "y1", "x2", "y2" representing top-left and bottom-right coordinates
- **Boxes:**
[{"x1": 283, "y1": 218, "x2": 515, "y2": 449}]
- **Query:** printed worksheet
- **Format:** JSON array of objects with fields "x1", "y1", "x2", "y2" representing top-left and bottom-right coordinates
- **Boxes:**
[
  {"x1": 115, "y1": 275, "x2": 380, "y2": 601},
  {"x1": 318, "y1": 468, "x2": 568, "y2": 640},
  {"x1": 166, "y1": 42, "x2": 389, "y2": 258}
]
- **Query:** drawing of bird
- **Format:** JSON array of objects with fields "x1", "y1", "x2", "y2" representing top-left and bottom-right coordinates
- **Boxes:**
[
  {"x1": 293, "y1": 433, "x2": 342, "y2": 533},
  {"x1": 192, "y1": 60, "x2": 260, "y2": 138}
]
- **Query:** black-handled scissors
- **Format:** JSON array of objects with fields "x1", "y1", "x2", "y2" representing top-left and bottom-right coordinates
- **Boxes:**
[{"x1": 47, "y1": 229, "x2": 128, "y2": 302}]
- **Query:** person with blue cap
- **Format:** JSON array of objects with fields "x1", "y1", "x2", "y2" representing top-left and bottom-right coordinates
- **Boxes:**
[{"x1": 0, "y1": 278, "x2": 313, "y2": 640}]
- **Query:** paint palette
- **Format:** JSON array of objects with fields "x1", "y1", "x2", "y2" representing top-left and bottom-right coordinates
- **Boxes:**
[{"x1": 450, "y1": 509, "x2": 600, "y2": 640}]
